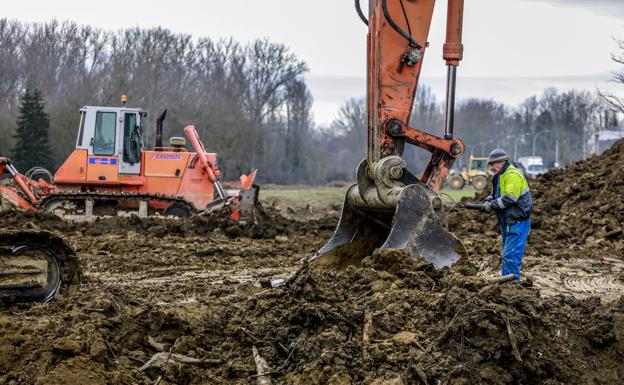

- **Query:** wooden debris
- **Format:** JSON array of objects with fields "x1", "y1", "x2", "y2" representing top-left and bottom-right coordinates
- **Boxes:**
[
  {"x1": 414, "y1": 365, "x2": 429, "y2": 385},
  {"x1": 139, "y1": 352, "x2": 222, "y2": 371},
  {"x1": 252, "y1": 345, "x2": 273, "y2": 385},
  {"x1": 278, "y1": 338, "x2": 301, "y2": 371},
  {"x1": 488, "y1": 274, "x2": 517, "y2": 285},
  {"x1": 504, "y1": 317, "x2": 523, "y2": 363},
  {"x1": 147, "y1": 336, "x2": 166, "y2": 352},
  {"x1": 362, "y1": 310, "x2": 372, "y2": 359}
]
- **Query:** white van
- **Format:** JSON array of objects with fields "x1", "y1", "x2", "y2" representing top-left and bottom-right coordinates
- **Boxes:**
[{"x1": 517, "y1": 156, "x2": 547, "y2": 178}]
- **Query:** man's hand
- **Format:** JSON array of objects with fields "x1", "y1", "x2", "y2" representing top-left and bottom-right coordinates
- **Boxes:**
[
  {"x1": 0, "y1": 157, "x2": 12, "y2": 166},
  {"x1": 482, "y1": 201, "x2": 492, "y2": 212}
]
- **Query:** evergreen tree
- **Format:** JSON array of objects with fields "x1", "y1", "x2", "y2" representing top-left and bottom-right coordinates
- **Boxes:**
[{"x1": 11, "y1": 88, "x2": 53, "y2": 172}]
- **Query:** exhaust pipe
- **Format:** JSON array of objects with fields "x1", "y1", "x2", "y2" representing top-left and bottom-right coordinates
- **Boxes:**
[{"x1": 155, "y1": 109, "x2": 167, "y2": 149}]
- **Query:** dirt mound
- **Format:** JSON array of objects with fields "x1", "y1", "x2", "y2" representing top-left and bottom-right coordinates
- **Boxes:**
[
  {"x1": 532, "y1": 139, "x2": 624, "y2": 251},
  {"x1": 0, "y1": 201, "x2": 337, "y2": 240},
  {"x1": 213, "y1": 250, "x2": 624, "y2": 385},
  {"x1": 3, "y1": 245, "x2": 621, "y2": 385},
  {"x1": 449, "y1": 139, "x2": 624, "y2": 259}
]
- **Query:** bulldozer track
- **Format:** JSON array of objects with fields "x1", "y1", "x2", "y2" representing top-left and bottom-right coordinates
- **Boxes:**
[
  {"x1": 39, "y1": 191, "x2": 197, "y2": 217},
  {"x1": 0, "y1": 230, "x2": 81, "y2": 303}
]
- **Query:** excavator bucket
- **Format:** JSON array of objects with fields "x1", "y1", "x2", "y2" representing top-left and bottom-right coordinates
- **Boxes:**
[{"x1": 311, "y1": 183, "x2": 466, "y2": 270}]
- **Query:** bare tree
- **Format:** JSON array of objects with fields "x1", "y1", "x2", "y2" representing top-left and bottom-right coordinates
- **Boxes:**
[
  {"x1": 599, "y1": 38, "x2": 624, "y2": 114},
  {"x1": 282, "y1": 78, "x2": 313, "y2": 183}
]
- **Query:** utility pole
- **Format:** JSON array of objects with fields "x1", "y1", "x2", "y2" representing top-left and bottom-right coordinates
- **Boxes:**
[
  {"x1": 532, "y1": 130, "x2": 550, "y2": 157},
  {"x1": 554, "y1": 132, "x2": 560, "y2": 167},
  {"x1": 513, "y1": 135, "x2": 526, "y2": 161}
]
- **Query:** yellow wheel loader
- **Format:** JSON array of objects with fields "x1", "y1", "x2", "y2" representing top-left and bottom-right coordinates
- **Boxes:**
[{"x1": 448, "y1": 156, "x2": 490, "y2": 192}]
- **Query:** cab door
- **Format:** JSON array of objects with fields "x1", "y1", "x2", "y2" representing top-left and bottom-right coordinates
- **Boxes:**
[{"x1": 118, "y1": 111, "x2": 142, "y2": 175}]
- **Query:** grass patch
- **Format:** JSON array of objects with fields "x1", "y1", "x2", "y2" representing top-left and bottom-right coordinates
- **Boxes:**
[
  {"x1": 260, "y1": 186, "x2": 347, "y2": 206},
  {"x1": 261, "y1": 185, "x2": 478, "y2": 206},
  {"x1": 439, "y1": 187, "x2": 477, "y2": 203}
]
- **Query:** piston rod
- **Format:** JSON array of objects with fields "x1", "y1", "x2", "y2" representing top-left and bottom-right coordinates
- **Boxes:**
[{"x1": 444, "y1": 65, "x2": 457, "y2": 140}]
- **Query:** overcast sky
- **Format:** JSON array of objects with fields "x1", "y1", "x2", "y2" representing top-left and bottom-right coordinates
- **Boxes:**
[{"x1": 3, "y1": 0, "x2": 624, "y2": 124}]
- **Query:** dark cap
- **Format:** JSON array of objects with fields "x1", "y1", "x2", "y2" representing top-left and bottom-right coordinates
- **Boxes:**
[{"x1": 488, "y1": 149, "x2": 510, "y2": 164}]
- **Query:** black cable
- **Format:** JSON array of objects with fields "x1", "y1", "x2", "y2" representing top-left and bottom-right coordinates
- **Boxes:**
[
  {"x1": 382, "y1": 0, "x2": 421, "y2": 49},
  {"x1": 399, "y1": 0, "x2": 412, "y2": 39},
  {"x1": 355, "y1": 0, "x2": 368, "y2": 26}
]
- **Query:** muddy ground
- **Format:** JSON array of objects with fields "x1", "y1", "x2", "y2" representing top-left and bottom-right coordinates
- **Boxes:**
[{"x1": 1, "y1": 141, "x2": 623, "y2": 385}]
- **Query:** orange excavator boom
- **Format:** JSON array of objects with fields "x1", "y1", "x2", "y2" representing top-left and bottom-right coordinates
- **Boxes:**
[
  {"x1": 366, "y1": 0, "x2": 465, "y2": 191},
  {"x1": 312, "y1": 0, "x2": 467, "y2": 269}
]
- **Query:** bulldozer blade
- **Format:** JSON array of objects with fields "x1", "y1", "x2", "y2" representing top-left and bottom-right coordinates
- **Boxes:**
[
  {"x1": 311, "y1": 184, "x2": 466, "y2": 270},
  {"x1": 237, "y1": 184, "x2": 260, "y2": 225}
]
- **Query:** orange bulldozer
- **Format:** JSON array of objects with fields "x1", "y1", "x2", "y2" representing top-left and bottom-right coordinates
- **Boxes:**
[
  {"x1": 0, "y1": 98, "x2": 259, "y2": 303},
  {"x1": 0, "y1": 98, "x2": 259, "y2": 223}
]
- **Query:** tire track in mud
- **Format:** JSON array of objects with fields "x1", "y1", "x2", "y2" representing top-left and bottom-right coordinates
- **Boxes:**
[
  {"x1": 90, "y1": 265, "x2": 297, "y2": 288},
  {"x1": 527, "y1": 257, "x2": 624, "y2": 301},
  {"x1": 475, "y1": 253, "x2": 624, "y2": 302}
]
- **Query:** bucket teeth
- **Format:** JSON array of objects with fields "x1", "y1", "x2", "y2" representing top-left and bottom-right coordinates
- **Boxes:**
[{"x1": 311, "y1": 184, "x2": 465, "y2": 270}]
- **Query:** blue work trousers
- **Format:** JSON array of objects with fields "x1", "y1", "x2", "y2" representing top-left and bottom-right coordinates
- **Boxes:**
[{"x1": 500, "y1": 219, "x2": 530, "y2": 281}]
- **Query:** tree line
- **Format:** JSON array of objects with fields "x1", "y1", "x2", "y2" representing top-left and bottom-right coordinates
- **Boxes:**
[
  {"x1": 326, "y1": 86, "x2": 622, "y2": 180},
  {"x1": 2, "y1": 19, "x2": 622, "y2": 184},
  {"x1": 0, "y1": 19, "x2": 318, "y2": 183}
]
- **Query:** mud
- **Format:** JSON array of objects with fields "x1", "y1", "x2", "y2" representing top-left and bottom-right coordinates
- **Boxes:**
[
  {"x1": 0, "y1": 140, "x2": 623, "y2": 384},
  {"x1": 0, "y1": 201, "x2": 337, "y2": 240}
]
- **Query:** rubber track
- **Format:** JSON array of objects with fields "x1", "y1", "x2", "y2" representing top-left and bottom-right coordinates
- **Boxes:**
[
  {"x1": 0, "y1": 230, "x2": 81, "y2": 302},
  {"x1": 39, "y1": 191, "x2": 196, "y2": 215}
]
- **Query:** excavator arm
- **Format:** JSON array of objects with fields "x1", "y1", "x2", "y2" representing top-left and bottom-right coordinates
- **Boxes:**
[
  {"x1": 311, "y1": 0, "x2": 467, "y2": 270},
  {"x1": 366, "y1": 0, "x2": 465, "y2": 191}
]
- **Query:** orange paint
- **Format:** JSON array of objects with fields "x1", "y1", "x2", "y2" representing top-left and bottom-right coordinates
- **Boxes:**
[
  {"x1": 365, "y1": 0, "x2": 465, "y2": 192},
  {"x1": 0, "y1": 186, "x2": 37, "y2": 210},
  {"x1": 54, "y1": 149, "x2": 88, "y2": 183},
  {"x1": 49, "y1": 127, "x2": 227, "y2": 212}
]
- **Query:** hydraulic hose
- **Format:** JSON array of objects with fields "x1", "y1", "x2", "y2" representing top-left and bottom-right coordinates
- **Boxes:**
[
  {"x1": 382, "y1": 0, "x2": 422, "y2": 49},
  {"x1": 355, "y1": 0, "x2": 368, "y2": 26},
  {"x1": 461, "y1": 203, "x2": 485, "y2": 211}
]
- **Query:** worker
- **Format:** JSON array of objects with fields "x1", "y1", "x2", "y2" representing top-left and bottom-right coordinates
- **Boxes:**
[{"x1": 481, "y1": 149, "x2": 532, "y2": 281}]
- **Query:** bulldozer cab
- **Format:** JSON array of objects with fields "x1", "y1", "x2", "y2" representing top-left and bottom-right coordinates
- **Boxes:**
[{"x1": 76, "y1": 106, "x2": 145, "y2": 175}]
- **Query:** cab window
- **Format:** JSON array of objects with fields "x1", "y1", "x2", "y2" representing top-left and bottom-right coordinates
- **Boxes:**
[
  {"x1": 93, "y1": 112, "x2": 116, "y2": 156},
  {"x1": 473, "y1": 159, "x2": 487, "y2": 171},
  {"x1": 76, "y1": 111, "x2": 86, "y2": 147},
  {"x1": 123, "y1": 113, "x2": 142, "y2": 164}
]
